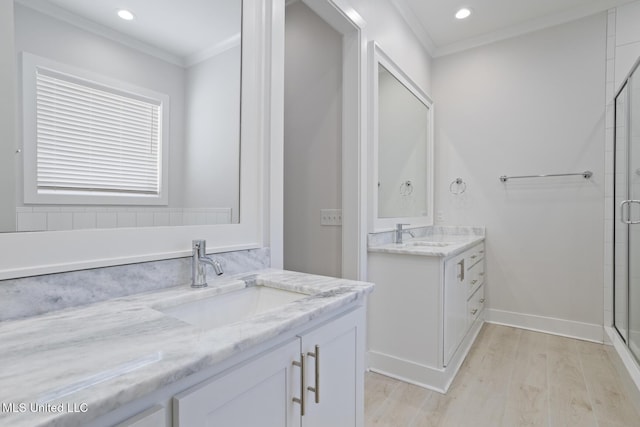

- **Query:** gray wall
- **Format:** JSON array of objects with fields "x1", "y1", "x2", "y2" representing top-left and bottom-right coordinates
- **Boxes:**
[{"x1": 284, "y1": 2, "x2": 342, "y2": 277}]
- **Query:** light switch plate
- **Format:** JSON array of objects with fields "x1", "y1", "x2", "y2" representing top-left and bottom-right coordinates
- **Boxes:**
[{"x1": 321, "y1": 209, "x2": 342, "y2": 226}]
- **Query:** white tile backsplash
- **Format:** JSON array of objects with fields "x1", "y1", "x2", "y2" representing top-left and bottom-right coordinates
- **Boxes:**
[
  {"x1": 17, "y1": 212, "x2": 46, "y2": 232},
  {"x1": 117, "y1": 212, "x2": 136, "y2": 228},
  {"x1": 136, "y1": 212, "x2": 154, "y2": 227},
  {"x1": 96, "y1": 212, "x2": 118, "y2": 229},
  {"x1": 47, "y1": 212, "x2": 73, "y2": 231},
  {"x1": 153, "y1": 212, "x2": 170, "y2": 227},
  {"x1": 16, "y1": 207, "x2": 233, "y2": 230}
]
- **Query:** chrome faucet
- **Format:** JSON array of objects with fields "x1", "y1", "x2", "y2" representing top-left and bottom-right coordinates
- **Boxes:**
[
  {"x1": 191, "y1": 240, "x2": 224, "y2": 288},
  {"x1": 395, "y1": 223, "x2": 415, "y2": 244}
]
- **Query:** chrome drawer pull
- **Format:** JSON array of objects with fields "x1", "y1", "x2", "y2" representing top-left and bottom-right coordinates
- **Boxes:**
[
  {"x1": 479, "y1": 272, "x2": 485, "y2": 276},
  {"x1": 471, "y1": 279, "x2": 478, "y2": 285},
  {"x1": 480, "y1": 298, "x2": 485, "y2": 303},
  {"x1": 292, "y1": 354, "x2": 306, "y2": 415},
  {"x1": 471, "y1": 308, "x2": 478, "y2": 315},
  {"x1": 307, "y1": 345, "x2": 320, "y2": 404}
]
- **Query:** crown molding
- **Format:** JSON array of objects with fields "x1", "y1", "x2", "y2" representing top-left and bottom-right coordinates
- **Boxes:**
[{"x1": 389, "y1": 0, "x2": 436, "y2": 57}]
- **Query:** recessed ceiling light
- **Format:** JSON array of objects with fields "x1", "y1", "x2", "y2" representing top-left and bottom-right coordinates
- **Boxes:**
[
  {"x1": 117, "y1": 9, "x2": 135, "y2": 21},
  {"x1": 455, "y1": 8, "x2": 472, "y2": 20}
]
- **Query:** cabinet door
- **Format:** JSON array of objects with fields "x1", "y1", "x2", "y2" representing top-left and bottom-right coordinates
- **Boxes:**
[
  {"x1": 174, "y1": 339, "x2": 302, "y2": 427},
  {"x1": 300, "y1": 308, "x2": 364, "y2": 427},
  {"x1": 115, "y1": 405, "x2": 165, "y2": 427},
  {"x1": 443, "y1": 252, "x2": 468, "y2": 366}
]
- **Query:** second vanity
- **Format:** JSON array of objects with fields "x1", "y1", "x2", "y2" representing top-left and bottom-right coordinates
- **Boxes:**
[
  {"x1": 0, "y1": 270, "x2": 373, "y2": 427},
  {"x1": 367, "y1": 226, "x2": 486, "y2": 393}
]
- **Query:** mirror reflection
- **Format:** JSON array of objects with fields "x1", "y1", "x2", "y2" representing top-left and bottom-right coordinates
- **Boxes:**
[
  {"x1": 377, "y1": 64, "x2": 430, "y2": 218},
  {"x1": 3, "y1": 0, "x2": 242, "y2": 232}
]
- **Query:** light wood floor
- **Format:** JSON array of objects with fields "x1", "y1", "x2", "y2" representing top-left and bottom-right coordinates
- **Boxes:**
[{"x1": 365, "y1": 323, "x2": 640, "y2": 427}]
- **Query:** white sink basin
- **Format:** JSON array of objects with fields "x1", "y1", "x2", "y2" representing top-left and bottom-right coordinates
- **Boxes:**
[
  {"x1": 160, "y1": 286, "x2": 307, "y2": 330},
  {"x1": 402, "y1": 241, "x2": 453, "y2": 247}
]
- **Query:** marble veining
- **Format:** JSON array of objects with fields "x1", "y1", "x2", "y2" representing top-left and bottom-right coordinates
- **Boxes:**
[
  {"x1": 368, "y1": 225, "x2": 485, "y2": 257},
  {"x1": 0, "y1": 269, "x2": 373, "y2": 427},
  {"x1": 0, "y1": 248, "x2": 270, "y2": 322}
]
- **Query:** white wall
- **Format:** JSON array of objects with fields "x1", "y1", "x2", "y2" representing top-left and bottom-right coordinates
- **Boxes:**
[
  {"x1": 184, "y1": 46, "x2": 241, "y2": 223},
  {"x1": 0, "y1": 0, "x2": 16, "y2": 232},
  {"x1": 433, "y1": 14, "x2": 607, "y2": 340},
  {"x1": 613, "y1": 1, "x2": 640, "y2": 89},
  {"x1": 284, "y1": 1, "x2": 342, "y2": 277}
]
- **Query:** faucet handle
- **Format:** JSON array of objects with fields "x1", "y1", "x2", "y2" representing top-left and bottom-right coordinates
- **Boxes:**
[{"x1": 193, "y1": 239, "x2": 206, "y2": 257}]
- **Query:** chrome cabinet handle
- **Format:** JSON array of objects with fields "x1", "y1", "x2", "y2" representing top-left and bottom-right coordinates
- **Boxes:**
[
  {"x1": 471, "y1": 308, "x2": 478, "y2": 315},
  {"x1": 307, "y1": 345, "x2": 320, "y2": 404},
  {"x1": 292, "y1": 353, "x2": 306, "y2": 415},
  {"x1": 458, "y1": 259, "x2": 465, "y2": 281},
  {"x1": 480, "y1": 298, "x2": 485, "y2": 303},
  {"x1": 620, "y1": 200, "x2": 640, "y2": 224},
  {"x1": 479, "y1": 272, "x2": 485, "y2": 276},
  {"x1": 471, "y1": 279, "x2": 478, "y2": 285}
]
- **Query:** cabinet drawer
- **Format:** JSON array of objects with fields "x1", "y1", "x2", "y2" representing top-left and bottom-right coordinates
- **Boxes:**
[
  {"x1": 467, "y1": 262, "x2": 485, "y2": 296},
  {"x1": 466, "y1": 243, "x2": 485, "y2": 266},
  {"x1": 467, "y1": 285, "x2": 485, "y2": 326}
]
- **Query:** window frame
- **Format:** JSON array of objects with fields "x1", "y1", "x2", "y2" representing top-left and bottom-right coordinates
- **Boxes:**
[{"x1": 21, "y1": 52, "x2": 170, "y2": 206}]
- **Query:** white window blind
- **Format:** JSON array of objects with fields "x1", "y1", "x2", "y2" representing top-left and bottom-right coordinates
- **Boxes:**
[{"x1": 35, "y1": 68, "x2": 162, "y2": 196}]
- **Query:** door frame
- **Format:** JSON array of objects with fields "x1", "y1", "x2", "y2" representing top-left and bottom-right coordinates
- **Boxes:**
[{"x1": 270, "y1": 0, "x2": 367, "y2": 280}]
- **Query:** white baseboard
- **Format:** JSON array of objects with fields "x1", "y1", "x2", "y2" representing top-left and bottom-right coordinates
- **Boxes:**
[
  {"x1": 368, "y1": 317, "x2": 484, "y2": 394},
  {"x1": 485, "y1": 309, "x2": 604, "y2": 343},
  {"x1": 605, "y1": 326, "x2": 640, "y2": 394}
]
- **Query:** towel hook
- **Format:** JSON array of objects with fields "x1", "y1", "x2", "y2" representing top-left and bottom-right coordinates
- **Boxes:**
[{"x1": 449, "y1": 178, "x2": 466, "y2": 195}]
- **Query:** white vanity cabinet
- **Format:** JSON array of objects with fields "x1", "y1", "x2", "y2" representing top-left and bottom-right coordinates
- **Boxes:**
[
  {"x1": 443, "y1": 243, "x2": 485, "y2": 366},
  {"x1": 368, "y1": 241, "x2": 485, "y2": 392},
  {"x1": 173, "y1": 307, "x2": 365, "y2": 427}
]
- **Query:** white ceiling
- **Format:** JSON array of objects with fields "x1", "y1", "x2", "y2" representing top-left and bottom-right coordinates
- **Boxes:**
[
  {"x1": 392, "y1": 0, "x2": 635, "y2": 57},
  {"x1": 18, "y1": 0, "x2": 241, "y2": 66}
]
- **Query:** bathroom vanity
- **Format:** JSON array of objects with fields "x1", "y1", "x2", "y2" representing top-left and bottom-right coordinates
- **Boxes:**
[
  {"x1": 0, "y1": 270, "x2": 373, "y2": 427},
  {"x1": 367, "y1": 226, "x2": 485, "y2": 392}
]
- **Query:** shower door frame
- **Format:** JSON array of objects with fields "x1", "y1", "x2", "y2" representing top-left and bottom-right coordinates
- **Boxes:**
[{"x1": 614, "y1": 55, "x2": 640, "y2": 358}]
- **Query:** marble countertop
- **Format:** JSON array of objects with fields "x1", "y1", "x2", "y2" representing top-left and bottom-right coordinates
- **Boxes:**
[
  {"x1": 0, "y1": 269, "x2": 374, "y2": 427},
  {"x1": 368, "y1": 236, "x2": 484, "y2": 257},
  {"x1": 368, "y1": 226, "x2": 485, "y2": 258}
]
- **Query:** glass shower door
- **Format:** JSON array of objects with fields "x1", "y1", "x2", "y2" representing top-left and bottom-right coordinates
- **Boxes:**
[{"x1": 628, "y1": 71, "x2": 640, "y2": 360}]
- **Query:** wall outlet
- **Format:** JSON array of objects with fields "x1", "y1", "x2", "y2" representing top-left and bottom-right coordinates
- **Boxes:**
[{"x1": 321, "y1": 209, "x2": 342, "y2": 226}]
